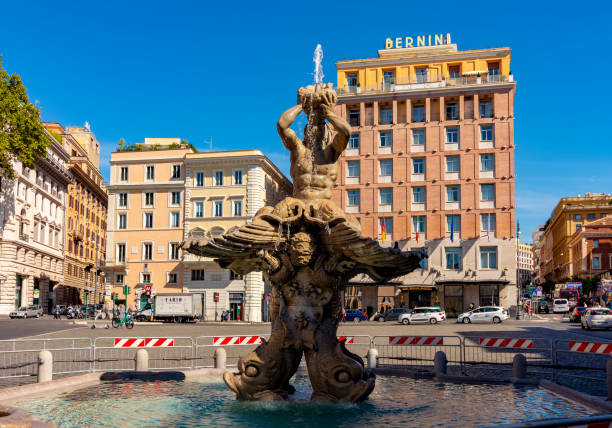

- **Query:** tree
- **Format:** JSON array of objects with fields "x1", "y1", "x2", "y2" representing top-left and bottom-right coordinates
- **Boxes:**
[{"x1": 0, "y1": 56, "x2": 48, "y2": 179}]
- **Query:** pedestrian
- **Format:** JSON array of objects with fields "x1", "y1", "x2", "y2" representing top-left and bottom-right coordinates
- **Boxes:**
[
  {"x1": 469, "y1": 302, "x2": 475, "y2": 311},
  {"x1": 341, "y1": 308, "x2": 346, "y2": 322}
]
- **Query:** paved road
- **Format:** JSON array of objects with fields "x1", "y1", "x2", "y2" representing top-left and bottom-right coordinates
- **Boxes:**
[{"x1": 0, "y1": 317, "x2": 82, "y2": 340}]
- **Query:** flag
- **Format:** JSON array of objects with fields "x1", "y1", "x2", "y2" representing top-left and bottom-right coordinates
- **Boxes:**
[
  {"x1": 450, "y1": 215, "x2": 454, "y2": 243},
  {"x1": 381, "y1": 217, "x2": 386, "y2": 243}
]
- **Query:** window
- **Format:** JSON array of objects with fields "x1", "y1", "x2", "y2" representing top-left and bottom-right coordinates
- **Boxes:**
[
  {"x1": 445, "y1": 248, "x2": 462, "y2": 270},
  {"x1": 215, "y1": 171, "x2": 223, "y2": 186},
  {"x1": 380, "y1": 108, "x2": 393, "y2": 125},
  {"x1": 234, "y1": 170, "x2": 243, "y2": 185},
  {"x1": 118, "y1": 193, "x2": 128, "y2": 208},
  {"x1": 230, "y1": 271, "x2": 243, "y2": 280},
  {"x1": 448, "y1": 65, "x2": 460, "y2": 78},
  {"x1": 144, "y1": 192, "x2": 154, "y2": 207},
  {"x1": 446, "y1": 186, "x2": 460, "y2": 202},
  {"x1": 488, "y1": 62, "x2": 500, "y2": 76},
  {"x1": 144, "y1": 213, "x2": 153, "y2": 229},
  {"x1": 446, "y1": 102, "x2": 458, "y2": 120},
  {"x1": 413, "y1": 216, "x2": 425, "y2": 233},
  {"x1": 170, "y1": 211, "x2": 180, "y2": 228},
  {"x1": 445, "y1": 127, "x2": 459, "y2": 144},
  {"x1": 416, "y1": 68, "x2": 427, "y2": 83},
  {"x1": 142, "y1": 273, "x2": 151, "y2": 283},
  {"x1": 574, "y1": 214, "x2": 582, "y2": 220},
  {"x1": 116, "y1": 273, "x2": 124, "y2": 284},
  {"x1": 171, "y1": 191, "x2": 181, "y2": 205},
  {"x1": 120, "y1": 167, "x2": 128, "y2": 182},
  {"x1": 413, "y1": 158, "x2": 425, "y2": 174},
  {"x1": 347, "y1": 190, "x2": 360, "y2": 206},
  {"x1": 118, "y1": 214, "x2": 127, "y2": 229},
  {"x1": 172, "y1": 164, "x2": 181, "y2": 179},
  {"x1": 143, "y1": 243, "x2": 153, "y2": 261},
  {"x1": 379, "y1": 218, "x2": 393, "y2": 241},
  {"x1": 379, "y1": 188, "x2": 392, "y2": 205},
  {"x1": 481, "y1": 154, "x2": 494, "y2": 171},
  {"x1": 347, "y1": 161, "x2": 360, "y2": 178},
  {"x1": 480, "y1": 125, "x2": 493, "y2": 141},
  {"x1": 412, "y1": 129, "x2": 425, "y2": 145},
  {"x1": 412, "y1": 105, "x2": 425, "y2": 122},
  {"x1": 195, "y1": 202, "x2": 204, "y2": 217},
  {"x1": 588, "y1": 213, "x2": 596, "y2": 220},
  {"x1": 417, "y1": 249, "x2": 428, "y2": 269},
  {"x1": 379, "y1": 160, "x2": 393, "y2": 176},
  {"x1": 349, "y1": 133, "x2": 360, "y2": 149},
  {"x1": 379, "y1": 131, "x2": 392, "y2": 147},
  {"x1": 146, "y1": 166, "x2": 155, "y2": 180},
  {"x1": 413, "y1": 187, "x2": 425, "y2": 203},
  {"x1": 233, "y1": 200, "x2": 242, "y2": 216},
  {"x1": 594, "y1": 240, "x2": 599, "y2": 248},
  {"x1": 196, "y1": 172, "x2": 204, "y2": 187},
  {"x1": 446, "y1": 157, "x2": 459, "y2": 173},
  {"x1": 481, "y1": 184, "x2": 495, "y2": 201},
  {"x1": 383, "y1": 70, "x2": 394, "y2": 86},
  {"x1": 347, "y1": 73, "x2": 358, "y2": 88},
  {"x1": 168, "y1": 273, "x2": 178, "y2": 284},
  {"x1": 479, "y1": 100, "x2": 493, "y2": 118},
  {"x1": 191, "y1": 269, "x2": 205, "y2": 281},
  {"x1": 348, "y1": 110, "x2": 360, "y2": 127},
  {"x1": 576, "y1": 224, "x2": 582, "y2": 231},
  {"x1": 481, "y1": 214, "x2": 496, "y2": 231},
  {"x1": 170, "y1": 243, "x2": 180, "y2": 260},
  {"x1": 446, "y1": 215, "x2": 461, "y2": 233},
  {"x1": 479, "y1": 285, "x2": 499, "y2": 307},
  {"x1": 480, "y1": 247, "x2": 498, "y2": 269},
  {"x1": 214, "y1": 201, "x2": 223, "y2": 217}
]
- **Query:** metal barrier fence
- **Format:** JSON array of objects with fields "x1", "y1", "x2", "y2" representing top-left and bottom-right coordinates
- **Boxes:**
[
  {"x1": 93, "y1": 337, "x2": 194, "y2": 372},
  {"x1": 553, "y1": 339, "x2": 612, "y2": 397},
  {"x1": 463, "y1": 336, "x2": 553, "y2": 378},
  {"x1": 340, "y1": 335, "x2": 372, "y2": 362},
  {"x1": 0, "y1": 338, "x2": 92, "y2": 379},
  {"x1": 194, "y1": 335, "x2": 270, "y2": 368},
  {"x1": 372, "y1": 336, "x2": 462, "y2": 370}
]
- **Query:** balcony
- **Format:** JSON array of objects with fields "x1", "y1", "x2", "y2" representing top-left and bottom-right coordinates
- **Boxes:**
[
  {"x1": 19, "y1": 234, "x2": 29, "y2": 242},
  {"x1": 338, "y1": 74, "x2": 514, "y2": 96}
]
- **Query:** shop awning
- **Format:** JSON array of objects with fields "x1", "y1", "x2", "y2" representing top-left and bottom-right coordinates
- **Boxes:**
[
  {"x1": 435, "y1": 279, "x2": 510, "y2": 285},
  {"x1": 462, "y1": 70, "x2": 489, "y2": 76}
]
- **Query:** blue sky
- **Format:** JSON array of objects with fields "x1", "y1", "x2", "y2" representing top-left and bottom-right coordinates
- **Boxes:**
[{"x1": 1, "y1": 0, "x2": 611, "y2": 241}]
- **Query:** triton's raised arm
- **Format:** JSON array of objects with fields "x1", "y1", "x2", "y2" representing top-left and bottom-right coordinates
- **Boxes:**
[
  {"x1": 320, "y1": 91, "x2": 350, "y2": 160},
  {"x1": 277, "y1": 104, "x2": 303, "y2": 152}
]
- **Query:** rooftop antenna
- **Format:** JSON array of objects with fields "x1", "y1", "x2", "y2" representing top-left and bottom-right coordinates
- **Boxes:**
[{"x1": 203, "y1": 136, "x2": 213, "y2": 151}]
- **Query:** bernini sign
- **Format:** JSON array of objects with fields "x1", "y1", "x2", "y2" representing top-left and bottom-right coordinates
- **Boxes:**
[{"x1": 385, "y1": 34, "x2": 452, "y2": 49}]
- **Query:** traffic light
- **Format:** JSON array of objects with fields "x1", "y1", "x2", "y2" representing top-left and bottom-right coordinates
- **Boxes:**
[{"x1": 128, "y1": 286, "x2": 131, "y2": 295}]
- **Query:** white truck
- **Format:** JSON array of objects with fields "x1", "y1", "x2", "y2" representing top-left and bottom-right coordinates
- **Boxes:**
[{"x1": 138, "y1": 293, "x2": 203, "y2": 323}]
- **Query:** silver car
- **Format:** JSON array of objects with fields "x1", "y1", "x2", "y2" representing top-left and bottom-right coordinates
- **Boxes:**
[{"x1": 9, "y1": 305, "x2": 43, "y2": 319}]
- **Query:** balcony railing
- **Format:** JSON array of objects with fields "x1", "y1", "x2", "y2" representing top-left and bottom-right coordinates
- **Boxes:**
[
  {"x1": 338, "y1": 74, "x2": 514, "y2": 95},
  {"x1": 19, "y1": 234, "x2": 29, "y2": 242}
]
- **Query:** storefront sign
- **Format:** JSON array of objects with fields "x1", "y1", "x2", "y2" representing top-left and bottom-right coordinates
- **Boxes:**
[
  {"x1": 385, "y1": 33, "x2": 451, "y2": 49},
  {"x1": 400, "y1": 287, "x2": 433, "y2": 291}
]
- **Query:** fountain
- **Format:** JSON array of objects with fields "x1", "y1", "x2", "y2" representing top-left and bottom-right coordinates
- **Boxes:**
[{"x1": 182, "y1": 45, "x2": 427, "y2": 403}]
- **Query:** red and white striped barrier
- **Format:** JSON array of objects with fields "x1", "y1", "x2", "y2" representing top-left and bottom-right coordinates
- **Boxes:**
[
  {"x1": 389, "y1": 336, "x2": 444, "y2": 346},
  {"x1": 213, "y1": 336, "x2": 264, "y2": 346},
  {"x1": 479, "y1": 338, "x2": 534, "y2": 349},
  {"x1": 337, "y1": 336, "x2": 354, "y2": 344},
  {"x1": 114, "y1": 338, "x2": 174, "y2": 348},
  {"x1": 569, "y1": 341, "x2": 612, "y2": 354}
]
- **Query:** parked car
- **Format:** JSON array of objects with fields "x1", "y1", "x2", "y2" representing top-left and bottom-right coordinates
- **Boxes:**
[
  {"x1": 536, "y1": 300, "x2": 550, "y2": 314},
  {"x1": 344, "y1": 309, "x2": 368, "y2": 323},
  {"x1": 398, "y1": 307, "x2": 446, "y2": 325},
  {"x1": 9, "y1": 305, "x2": 43, "y2": 319},
  {"x1": 569, "y1": 306, "x2": 588, "y2": 323},
  {"x1": 457, "y1": 306, "x2": 508, "y2": 324},
  {"x1": 373, "y1": 308, "x2": 411, "y2": 322},
  {"x1": 553, "y1": 299, "x2": 570, "y2": 313},
  {"x1": 581, "y1": 308, "x2": 612, "y2": 330}
]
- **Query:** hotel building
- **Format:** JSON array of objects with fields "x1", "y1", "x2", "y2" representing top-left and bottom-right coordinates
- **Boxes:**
[
  {"x1": 0, "y1": 128, "x2": 71, "y2": 314},
  {"x1": 538, "y1": 193, "x2": 612, "y2": 282},
  {"x1": 333, "y1": 38, "x2": 518, "y2": 316},
  {"x1": 104, "y1": 138, "x2": 193, "y2": 309},
  {"x1": 183, "y1": 150, "x2": 291, "y2": 321}
]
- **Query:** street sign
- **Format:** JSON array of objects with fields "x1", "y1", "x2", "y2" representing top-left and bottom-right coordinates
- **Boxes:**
[
  {"x1": 33, "y1": 290, "x2": 39, "y2": 298},
  {"x1": 536, "y1": 286, "x2": 543, "y2": 292},
  {"x1": 145, "y1": 285, "x2": 152, "y2": 293},
  {"x1": 536, "y1": 290, "x2": 542, "y2": 297},
  {"x1": 265, "y1": 295, "x2": 271, "y2": 302},
  {"x1": 531, "y1": 291, "x2": 537, "y2": 297}
]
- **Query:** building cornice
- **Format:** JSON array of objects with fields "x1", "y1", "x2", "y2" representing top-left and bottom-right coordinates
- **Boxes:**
[
  {"x1": 69, "y1": 164, "x2": 108, "y2": 203},
  {"x1": 107, "y1": 181, "x2": 185, "y2": 192}
]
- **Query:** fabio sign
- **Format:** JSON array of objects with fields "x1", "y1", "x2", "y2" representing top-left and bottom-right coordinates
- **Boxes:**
[{"x1": 145, "y1": 285, "x2": 152, "y2": 293}]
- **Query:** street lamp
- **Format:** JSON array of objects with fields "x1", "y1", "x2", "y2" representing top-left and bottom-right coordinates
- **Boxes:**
[{"x1": 516, "y1": 222, "x2": 522, "y2": 320}]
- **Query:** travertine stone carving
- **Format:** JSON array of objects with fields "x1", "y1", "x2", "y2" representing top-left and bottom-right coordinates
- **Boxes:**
[{"x1": 183, "y1": 84, "x2": 426, "y2": 403}]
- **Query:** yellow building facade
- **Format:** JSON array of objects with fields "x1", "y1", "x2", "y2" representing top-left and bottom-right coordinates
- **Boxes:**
[
  {"x1": 183, "y1": 150, "x2": 291, "y2": 321},
  {"x1": 539, "y1": 193, "x2": 612, "y2": 282},
  {"x1": 104, "y1": 138, "x2": 194, "y2": 308}
]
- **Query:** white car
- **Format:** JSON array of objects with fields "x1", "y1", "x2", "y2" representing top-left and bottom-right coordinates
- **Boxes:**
[
  {"x1": 398, "y1": 307, "x2": 446, "y2": 325},
  {"x1": 457, "y1": 306, "x2": 508, "y2": 324},
  {"x1": 581, "y1": 308, "x2": 612, "y2": 330},
  {"x1": 553, "y1": 299, "x2": 570, "y2": 313}
]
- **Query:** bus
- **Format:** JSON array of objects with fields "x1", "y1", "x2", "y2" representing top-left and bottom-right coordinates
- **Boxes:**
[{"x1": 558, "y1": 289, "x2": 580, "y2": 308}]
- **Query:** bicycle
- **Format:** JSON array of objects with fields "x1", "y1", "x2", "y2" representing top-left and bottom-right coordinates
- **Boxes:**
[{"x1": 112, "y1": 312, "x2": 134, "y2": 329}]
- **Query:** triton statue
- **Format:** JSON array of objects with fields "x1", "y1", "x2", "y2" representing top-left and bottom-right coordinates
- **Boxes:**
[{"x1": 182, "y1": 83, "x2": 426, "y2": 403}]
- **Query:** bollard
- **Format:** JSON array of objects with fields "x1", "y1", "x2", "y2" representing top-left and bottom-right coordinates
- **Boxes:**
[
  {"x1": 512, "y1": 354, "x2": 527, "y2": 380},
  {"x1": 366, "y1": 348, "x2": 378, "y2": 369},
  {"x1": 434, "y1": 351, "x2": 447, "y2": 376},
  {"x1": 215, "y1": 348, "x2": 227, "y2": 369},
  {"x1": 607, "y1": 358, "x2": 612, "y2": 401},
  {"x1": 38, "y1": 350, "x2": 53, "y2": 383},
  {"x1": 135, "y1": 349, "x2": 149, "y2": 371}
]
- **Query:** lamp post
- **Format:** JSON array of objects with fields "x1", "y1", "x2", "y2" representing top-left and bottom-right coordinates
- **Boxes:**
[{"x1": 516, "y1": 222, "x2": 522, "y2": 320}]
